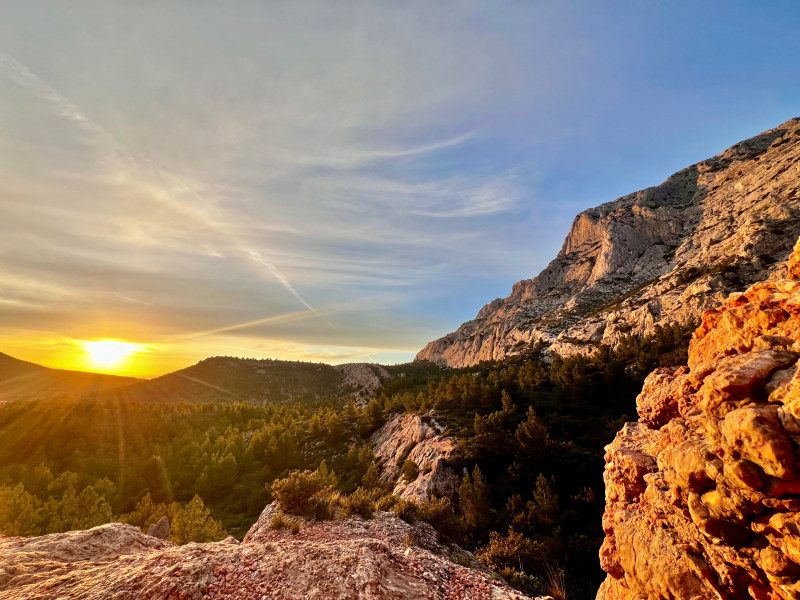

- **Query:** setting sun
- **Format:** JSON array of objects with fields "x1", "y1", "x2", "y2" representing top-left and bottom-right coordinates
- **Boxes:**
[{"x1": 80, "y1": 340, "x2": 141, "y2": 370}]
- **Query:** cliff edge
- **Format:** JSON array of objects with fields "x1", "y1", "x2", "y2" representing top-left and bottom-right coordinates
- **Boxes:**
[
  {"x1": 0, "y1": 502, "x2": 538, "y2": 600},
  {"x1": 419, "y1": 117, "x2": 800, "y2": 367},
  {"x1": 598, "y1": 236, "x2": 800, "y2": 600}
]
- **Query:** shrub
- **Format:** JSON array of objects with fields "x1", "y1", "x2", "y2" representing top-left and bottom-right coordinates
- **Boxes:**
[
  {"x1": 340, "y1": 486, "x2": 376, "y2": 518},
  {"x1": 269, "y1": 512, "x2": 287, "y2": 530},
  {"x1": 401, "y1": 459, "x2": 419, "y2": 482},
  {"x1": 269, "y1": 462, "x2": 339, "y2": 519},
  {"x1": 477, "y1": 528, "x2": 548, "y2": 574}
]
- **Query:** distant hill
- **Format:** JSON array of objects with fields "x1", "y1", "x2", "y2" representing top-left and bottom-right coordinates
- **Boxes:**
[
  {"x1": 0, "y1": 352, "x2": 141, "y2": 402},
  {"x1": 100, "y1": 356, "x2": 444, "y2": 405},
  {"x1": 0, "y1": 350, "x2": 445, "y2": 405}
]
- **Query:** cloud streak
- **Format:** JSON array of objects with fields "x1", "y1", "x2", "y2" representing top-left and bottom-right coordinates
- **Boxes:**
[{"x1": 0, "y1": 50, "x2": 320, "y2": 317}]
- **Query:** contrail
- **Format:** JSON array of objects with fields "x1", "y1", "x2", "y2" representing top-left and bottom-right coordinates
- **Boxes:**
[
  {"x1": 246, "y1": 251, "x2": 318, "y2": 314},
  {"x1": 0, "y1": 52, "x2": 107, "y2": 139},
  {"x1": 166, "y1": 307, "x2": 329, "y2": 342},
  {"x1": 0, "y1": 51, "x2": 317, "y2": 313}
]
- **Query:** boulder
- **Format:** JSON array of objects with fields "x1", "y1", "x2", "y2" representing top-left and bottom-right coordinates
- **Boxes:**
[
  {"x1": 371, "y1": 414, "x2": 461, "y2": 503},
  {"x1": 146, "y1": 515, "x2": 170, "y2": 540}
]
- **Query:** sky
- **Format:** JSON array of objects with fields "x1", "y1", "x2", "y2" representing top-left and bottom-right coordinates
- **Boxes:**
[{"x1": 0, "y1": 1, "x2": 799, "y2": 377}]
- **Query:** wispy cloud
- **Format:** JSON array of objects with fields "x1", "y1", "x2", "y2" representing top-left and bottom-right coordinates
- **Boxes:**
[
  {"x1": 0, "y1": 51, "x2": 319, "y2": 316},
  {"x1": 0, "y1": 2, "x2": 558, "y2": 372}
]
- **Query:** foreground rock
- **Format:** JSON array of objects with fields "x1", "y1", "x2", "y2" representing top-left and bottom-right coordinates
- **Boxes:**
[
  {"x1": 598, "y1": 237, "x2": 800, "y2": 600},
  {"x1": 371, "y1": 413, "x2": 461, "y2": 503},
  {"x1": 419, "y1": 117, "x2": 800, "y2": 367},
  {"x1": 0, "y1": 503, "x2": 536, "y2": 600}
]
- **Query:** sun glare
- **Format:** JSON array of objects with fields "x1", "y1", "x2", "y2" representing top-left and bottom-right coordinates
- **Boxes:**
[{"x1": 80, "y1": 340, "x2": 141, "y2": 370}]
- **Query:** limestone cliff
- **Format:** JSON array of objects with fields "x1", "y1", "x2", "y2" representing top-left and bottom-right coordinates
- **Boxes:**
[
  {"x1": 597, "y1": 236, "x2": 800, "y2": 599},
  {"x1": 0, "y1": 503, "x2": 538, "y2": 600},
  {"x1": 418, "y1": 117, "x2": 800, "y2": 367}
]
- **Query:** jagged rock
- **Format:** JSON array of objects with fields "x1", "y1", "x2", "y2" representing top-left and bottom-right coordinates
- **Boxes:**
[
  {"x1": 371, "y1": 414, "x2": 461, "y2": 503},
  {"x1": 418, "y1": 117, "x2": 800, "y2": 368},
  {"x1": 146, "y1": 515, "x2": 170, "y2": 540},
  {"x1": 597, "y1": 234, "x2": 800, "y2": 600},
  {"x1": 0, "y1": 503, "x2": 539, "y2": 600}
]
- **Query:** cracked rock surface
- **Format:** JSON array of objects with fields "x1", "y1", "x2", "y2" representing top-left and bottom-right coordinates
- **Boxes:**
[
  {"x1": 598, "y1": 236, "x2": 800, "y2": 600},
  {"x1": 0, "y1": 502, "x2": 539, "y2": 600}
]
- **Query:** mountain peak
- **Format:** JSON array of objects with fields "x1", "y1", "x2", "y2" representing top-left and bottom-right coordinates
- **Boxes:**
[{"x1": 417, "y1": 116, "x2": 800, "y2": 367}]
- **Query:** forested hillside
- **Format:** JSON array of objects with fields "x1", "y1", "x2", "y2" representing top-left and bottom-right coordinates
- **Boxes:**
[{"x1": 0, "y1": 321, "x2": 695, "y2": 599}]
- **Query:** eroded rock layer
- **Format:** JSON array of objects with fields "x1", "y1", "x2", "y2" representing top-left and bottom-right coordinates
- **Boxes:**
[
  {"x1": 0, "y1": 504, "x2": 535, "y2": 600},
  {"x1": 418, "y1": 117, "x2": 800, "y2": 367},
  {"x1": 598, "y1": 237, "x2": 800, "y2": 600}
]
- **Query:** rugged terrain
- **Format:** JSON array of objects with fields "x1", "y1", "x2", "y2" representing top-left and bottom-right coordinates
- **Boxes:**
[
  {"x1": 598, "y1": 236, "x2": 800, "y2": 599},
  {"x1": 419, "y1": 117, "x2": 800, "y2": 367},
  {"x1": 0, "y1": 502, "x2": 538, "y2": 600},
  {"x1": 371, "y1": 414, "x2": 461, "y2": 503}
]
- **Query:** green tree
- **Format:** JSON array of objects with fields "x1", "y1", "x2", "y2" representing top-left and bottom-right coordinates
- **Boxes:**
[
  {"x1": 361, "y1": 464, "x2": 382, "y2": 490},
  {"x1": 363, "y1": 398, "x2": 384, "y2": 430},
  {"x1": 459, "y1": 465, "x2": 491, "y2": 531},
  {"x1": 170, "y1": 495, "x2": 227, "y2": 544},
  {"x1": 0, "y1": 484, "x2": 43, "y2": 536},
  {"x1": 528, "y1": 474, "x2": 559, "y2": 530},
  {"x1": 121, "y1": 493, "x2": 168, "y2": 531},
  {"x1": 515, "y1": 407, "x2": 549, "y2": 459}
]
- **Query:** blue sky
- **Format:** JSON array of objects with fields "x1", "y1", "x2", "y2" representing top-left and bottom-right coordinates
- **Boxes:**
[{"x1": 0, "y1": 1, "x2": 798, "y2": 375}]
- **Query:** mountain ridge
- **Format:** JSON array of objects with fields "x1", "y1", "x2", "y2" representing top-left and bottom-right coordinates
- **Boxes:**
[{"x1": 418, "y1": 116, "x2": 800, "y2": 367}]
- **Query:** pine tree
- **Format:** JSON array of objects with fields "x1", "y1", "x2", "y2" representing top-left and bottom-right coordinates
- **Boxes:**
[
  {"x1": 170, "y1": 495, "x2": 227, "y2": 544},
  {"x1": 528, "y1": 474, "x2": 559, "y2": 530},
  {"x1": 459, "y1": 465, "x2": 491, "y2": 531},
  {"x1": 361, "y1": 464, "x2": 382, "y2": 490},
  {"x1": 515, "y1": 406, "x2": 549, "y2": 460}
]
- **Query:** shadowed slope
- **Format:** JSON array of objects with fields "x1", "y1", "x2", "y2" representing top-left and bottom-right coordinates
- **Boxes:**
[{"x1": 0, "y1": 352, "x2": 140, "y2": 401}]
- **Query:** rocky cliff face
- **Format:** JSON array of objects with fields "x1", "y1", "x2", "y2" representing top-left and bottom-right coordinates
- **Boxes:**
[
  {"x1": 0, "y1": 502, "x2": 538, "y2": 600},
  {"x1": 371, "y1": 413, "x2": 461, "y2": 503},
  {"x1": 418, "y1": 117, "x2": 800, "y2": 367},
  {"x1": 597, "y1": 236, "x2": 800, "y2": 600}
]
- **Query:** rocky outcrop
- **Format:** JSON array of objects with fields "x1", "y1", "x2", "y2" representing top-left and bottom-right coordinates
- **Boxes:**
[
  {"x1": 336, "y1": 363, "x2": 391, "y2": 404},
  {"x1": 0, "y1": 503, "x2": 537, "y2": 600},
  {"x1": 419, "y1": 117, "x2": 800, "y2": 367},
  {"x1": 371, "y1": 414, "x2": 461, "y2": 503},
  {"x1": 597, "y1": 236, "x2": 800, "y2": 599}
]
